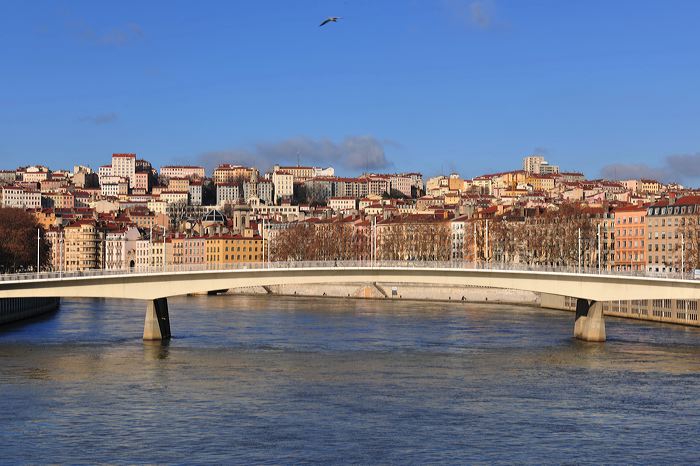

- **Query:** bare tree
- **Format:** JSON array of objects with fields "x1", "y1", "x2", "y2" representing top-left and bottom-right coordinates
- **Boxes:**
[{"x1": 0, "y1": 208, "x2": 51, "y2": 272}]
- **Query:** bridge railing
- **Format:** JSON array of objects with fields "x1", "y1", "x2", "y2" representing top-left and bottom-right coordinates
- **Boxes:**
[{"x1": 0, "y1": 260, "x2": 688, "y2": 283}]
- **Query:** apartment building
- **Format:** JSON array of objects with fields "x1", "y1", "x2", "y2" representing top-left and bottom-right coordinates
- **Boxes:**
[
  {"x1": 645, "y1": 196, "x2": 700, "y2": 273},
  {"x1": 112, "y1": 153, "x2": 136, "y2": 187},
  {"x1": 205, "y1": 233, "x2": 264, "y2": 264},
  {"x1": 614, "y1": 205, "x2": 646, "y2": 271},
  {"x1": 213, "y1": 164, "x2": 257, "y2": 184},
  {"x1": 63, "y1": 219, "x2": 101, "y2": 271},
  {"x1": 272, "y1": 171, "x2": 294, "y2": 202},
  {"x1": 160, "y1": 165, "x2": 205, "y2": 180},
  {"x1": 1, "y1": 186, "x2": 41, "y2": 208},
  {"x1": 216, "y1": 183, "x2": 240, "y2": 206}
]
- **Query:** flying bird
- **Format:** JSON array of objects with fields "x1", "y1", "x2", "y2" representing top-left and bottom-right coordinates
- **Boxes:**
[{"x1": 319, "y1": 17, "x2": 342, "y2": 27}]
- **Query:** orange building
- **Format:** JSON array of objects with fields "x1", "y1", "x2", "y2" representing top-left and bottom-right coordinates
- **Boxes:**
[{"x1": 614, "y1": 205, "x2": 646, "y2": 271}]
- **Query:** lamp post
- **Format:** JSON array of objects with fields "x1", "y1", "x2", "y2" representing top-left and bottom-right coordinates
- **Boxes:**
[
  {"x1": 578, "y1": 227, "x2": 582, "y2": 273},
  {"x1": 59, "y1": 230, "x2": 64, "y2": 278},
  {"x1": 36, "y1": 228, "x2": 40, "y2": 273},
  {"x1": 473, "y1": 223, "x2": 477, "y2": 264},
  {"x1": 597, "y1": 222, "x2": 602, "y2": 274},
  {"x1": 485, "y1": 219, "x2": 489, "y2": 263},
  {"x1": 163, "y1": 226, "x2": 166, "y2": 272},
  {"x1": 681, "y1": 233, "x2": 685, "y2": 279}
]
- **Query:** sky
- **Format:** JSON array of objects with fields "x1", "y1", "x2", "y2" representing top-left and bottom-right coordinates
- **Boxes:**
[{"x1": 1, "y1": 0, "x2": 700, "y2": 183}]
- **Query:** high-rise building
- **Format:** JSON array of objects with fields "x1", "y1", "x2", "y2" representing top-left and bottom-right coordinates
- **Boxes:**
[
  {"x1": 523, "y1": 155, "x2": 559, "y2": 175},
  {"x1": 111, "y1": 153, "x2": 136, "y2": 188}
]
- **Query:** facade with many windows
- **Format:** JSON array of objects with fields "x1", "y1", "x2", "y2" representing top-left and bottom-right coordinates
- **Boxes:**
[
  {"x1": 645, "y1": 196, "x2": 700, "y2": 273},
  {"x1": 205, "y1": 234, "x2": 264, "y2": 264},
  {"x1": 614, "y1": 205, "x2": 646, "y2": 271}
]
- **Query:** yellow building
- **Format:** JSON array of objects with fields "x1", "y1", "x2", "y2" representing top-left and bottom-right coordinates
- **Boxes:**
[
  {"x1": 63, "y1": 219, "x2": 101, "y2": 271},
  {"x1": 493, "y1": 171, "x2": 528, "y2": 190},
  {"x1": 205, "y1": 234, "x2": 265, "y2": 264},
  {"x1": 167, "y1": 177, "x2": 190, "y2": 192},
  {"x1": 640, "y1": 179, "x2": 662, "y2": 194},
  {"x1": 526, "y1": 174, "x2": 556, "y2": 192},
  {"x1": 213, "y1": 164, "x2": 258, "y2": 184}
]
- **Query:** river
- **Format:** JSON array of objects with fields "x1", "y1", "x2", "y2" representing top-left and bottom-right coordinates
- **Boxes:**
[{"x1": 1, "y1": 295, "x2": 700, "y2": 463}]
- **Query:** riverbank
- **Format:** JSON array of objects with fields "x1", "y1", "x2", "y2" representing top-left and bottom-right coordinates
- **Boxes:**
[
  {"x1": 224, "y1": 282, "x2": 540, "y2": 305},
  {"x1": 225, "y1": 283, "x2": 700, "y2": 328}
]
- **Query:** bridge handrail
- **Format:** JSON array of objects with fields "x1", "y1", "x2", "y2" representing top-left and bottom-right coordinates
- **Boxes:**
[{"x1": 0, "y1": 260, "x2": 688, "y2": 283}]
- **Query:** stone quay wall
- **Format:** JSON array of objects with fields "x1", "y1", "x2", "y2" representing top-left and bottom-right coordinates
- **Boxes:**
[{"x1": 0, "y1": 297, "x2": 60, "y2": 326}]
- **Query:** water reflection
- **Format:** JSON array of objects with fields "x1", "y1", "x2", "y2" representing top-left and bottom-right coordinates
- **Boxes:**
[{"x1": 143, "y1": 339, "x2": 170, "y2": 361}]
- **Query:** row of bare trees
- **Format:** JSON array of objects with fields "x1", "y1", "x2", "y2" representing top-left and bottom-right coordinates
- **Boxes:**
[
  {"x1": 472, "y1": 204, "x2": 605, "y2": 268},
  {"x1": 270, "y1": 217, "x2": 452, "y2": 262},
  {"x1": 271, "y1": 222, "x2": 370, "y2": 261},
  {"x1": 378, "y1": 221, "x2": 450, "y2": 261}
]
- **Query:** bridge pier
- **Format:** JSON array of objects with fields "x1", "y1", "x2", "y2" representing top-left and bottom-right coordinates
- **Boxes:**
[
  {"x1": 143, "y1": 298, "x2": 171, "y2": 341},
  {"x1": 574, "y1": 298, "x2": 605, "y2": 342}
]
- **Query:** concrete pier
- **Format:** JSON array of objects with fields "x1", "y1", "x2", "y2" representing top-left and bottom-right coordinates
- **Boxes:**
[
  {"x1": 143, "y1": 298, "x2": 171, "y2": 341},
  {"x1": 574, "y1": 298, "x2": 606, "y2": 342}
]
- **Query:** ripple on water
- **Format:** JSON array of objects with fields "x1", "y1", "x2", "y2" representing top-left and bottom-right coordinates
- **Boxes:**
[{"x1": 1, "y1": 295, "x2": 700, "y2": 463}]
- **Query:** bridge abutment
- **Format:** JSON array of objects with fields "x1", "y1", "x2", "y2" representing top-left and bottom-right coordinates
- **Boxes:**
[
  {"x1": 574, "y1": 298, "x2": 605, "y2": 342},
  {"x1": 143, "y1": 298, "x2": 171, "y2": 341}
]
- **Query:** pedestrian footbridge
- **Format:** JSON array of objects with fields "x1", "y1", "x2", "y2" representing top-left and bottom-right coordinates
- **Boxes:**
[{"x1": 1, "y1": 261, "x2": 698, "y2": 342}]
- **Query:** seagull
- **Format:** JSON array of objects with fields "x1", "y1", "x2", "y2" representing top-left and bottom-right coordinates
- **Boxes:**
[{"x1": 319, "y1": 17, "x2": 342, "y2": 27}]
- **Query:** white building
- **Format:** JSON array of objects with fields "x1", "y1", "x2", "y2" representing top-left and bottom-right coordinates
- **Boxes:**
[
  {"x1": 329, "y1": 197, "x2": 357, "y2": 213},
  {"x1": 101, "y1": 178, "x2": 128, "y2": 198},
  {"x1": 160, "y1": 165, "x2": 206, "y2": 180},
  {"x1": 111, "y1": 153, "x2": 136, "y2": 187},
  {"x1": 160, "y1": 191, "x2": 189, "y2": 205},
  {"x1": 21, "y1": 166, "x2": 50, "y2": 183},
  {"x1": 188, "y1": 182, "x2": 203, "y2": 206},
  {"x1": 523, "y1": 155, "x2": 559, "y2": 175},
  {"x1": 98, "y1": 165, "x2": 113, "y2": 182},
  {"x1": 257, "y1": 180, "x2": 274, "y2": 205},
  {"x1": 313, "y1": 166, "x2": 335, "y2": 178},
  {"x1": 1, "y1": 186, "x2": 41, "y2": 208},
  {"x1": 250, "y1": 204, "x2": 301, "y2": 221},
  {"x1": 390, "y1": 175, "x2": 413, "y2": 197},
  {"x1": 450, "y1": 215, "x2": 469, "y2": 260},
  {"x1": 272, "y1": 171, "x2": 294, "y2": 203},
  {"x1": 216, "y1": 183, "x2": 240, "y2": 206},
  {"x1": 402, "y1": 172, "x2": 424, "y2": 192},
  {"x1": 104, "y1": 226, "x2": 141, "y2": 270}
]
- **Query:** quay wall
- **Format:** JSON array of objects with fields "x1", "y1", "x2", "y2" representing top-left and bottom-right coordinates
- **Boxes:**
[
  {"x1": 227, "y1": 283, "x2": 700, "y2": 328},
  {"x1": 541, "y1": 293, "x2": 700, "y2": 327},
  {"x1": 225, "y1": 282, "x2": 540, "y2": 306},
  {"x1": 0, "y1": 297, "x2": 60, "y2": 326}
]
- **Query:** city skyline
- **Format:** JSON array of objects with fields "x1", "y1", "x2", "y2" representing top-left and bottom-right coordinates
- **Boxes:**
[{"x1": 2, "y1": 1, "x2": 700, "y2": 183}]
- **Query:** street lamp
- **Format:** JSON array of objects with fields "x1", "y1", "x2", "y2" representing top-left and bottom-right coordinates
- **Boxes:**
[
  {"x1": 597, "y1": 222, "x2": 602, "y2": 274},
  {"x1": 578, "y1": 227, "x2": 581, "y2": 273},
  {"x1": 681, "y1": 233, "x2": 685, "y2": 278},
  {"x1": 36, "y1": 228, "x2": 40, "y2": 273}
]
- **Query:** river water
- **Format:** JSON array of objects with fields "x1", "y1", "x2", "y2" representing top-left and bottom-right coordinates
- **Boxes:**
[{"x1": 1, "y1": 295, "x2": 700, "y2": 464}]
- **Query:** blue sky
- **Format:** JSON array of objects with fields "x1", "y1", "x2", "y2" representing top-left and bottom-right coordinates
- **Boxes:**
[{"x1": 1, "y1": 0, "x2": 699, "y2": 182}]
